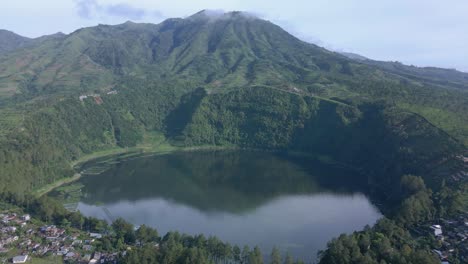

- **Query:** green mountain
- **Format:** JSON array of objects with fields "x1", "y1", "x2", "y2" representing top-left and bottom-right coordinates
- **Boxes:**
[
  {"x1": 341, "y1": 51, "x2": 468, "y2": 90},
  {"x1": 0, "y1": 10, "x2": 465, "y2": 195},
  {"x1": 0, "y1": 29, "x2": 31, "y2": 54}
]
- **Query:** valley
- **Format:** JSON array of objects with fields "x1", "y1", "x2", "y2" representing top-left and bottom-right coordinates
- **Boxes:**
[{"x1": 0, "y1": 10, "x2": 466, "y2": 264}]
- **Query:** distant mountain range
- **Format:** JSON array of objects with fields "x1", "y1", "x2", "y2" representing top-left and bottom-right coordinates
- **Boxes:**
[{"x1": 340, "y1": 52, "x2": 468, "y2": 89}]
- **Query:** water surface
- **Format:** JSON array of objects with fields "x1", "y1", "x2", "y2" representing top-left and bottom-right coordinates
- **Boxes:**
[{"x1": 68, "y1": 151, "x2": 381, "y2": 261}]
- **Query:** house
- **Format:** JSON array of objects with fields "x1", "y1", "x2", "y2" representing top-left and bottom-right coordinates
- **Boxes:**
[
  {"x1": 20, "y1": 215, "x2": 30, "y2": 221},
  {"x1": 12, "y1": 255, "x2": 28, "y2": 263},
  {"x1": 89, "y1": 252, "x2": 101, "y2": 264},
  {"x1": 431, "y1": 225, "x2": 443, "y2": 236},
  {"x1": 56, "y1": 248, "x2": 68, "y2": 255},
  {"x1": 89, "y1": 232, "x2": 102, "y2": 239}
]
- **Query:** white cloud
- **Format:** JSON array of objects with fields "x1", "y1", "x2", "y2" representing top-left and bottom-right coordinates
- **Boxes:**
[{"x1": 74, "y1": 0, "x2": 164, "y2": 20}]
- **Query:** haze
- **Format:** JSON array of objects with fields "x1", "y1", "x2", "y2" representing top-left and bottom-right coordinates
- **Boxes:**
[{"x1": 1, "y1": 0, "x2": 467, "y2": 72}]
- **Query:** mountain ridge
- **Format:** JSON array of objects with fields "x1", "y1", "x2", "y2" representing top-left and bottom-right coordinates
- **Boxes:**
[
  {"x1": 0, "y1": 29, "x2": 31, "y2": 54},
  {"x1": 341, "y1": 51, "x2": 468, "y2": 89},
  {"x1": 0, "y1": 11, "x2": 465, "y2": 264},
  {"x1": 0, "y1": 12, "x2": 466, "y2": 145},
  {"x1": 0, "y1": 11, "x2": 465, "y2": 196}
]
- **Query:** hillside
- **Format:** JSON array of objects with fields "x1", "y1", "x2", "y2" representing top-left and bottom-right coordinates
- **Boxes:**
[
  {"x1": 341, "y1": 52, "x2": 468, "y2": 90},
  {"x1": 0, "y1": 10, "x2": 465, "y2": 194},
  {"x1": 0, "y1": 29, "x2": 31, "y2": 54}
]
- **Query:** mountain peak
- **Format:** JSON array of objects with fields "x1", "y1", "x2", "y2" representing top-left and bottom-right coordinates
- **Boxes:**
[
  {"x1": 187, "y1": 10, "x2": 258, "y2": 21},
  {"x1": 0, "y1": 29, "x2": 31, "y2": 54}
]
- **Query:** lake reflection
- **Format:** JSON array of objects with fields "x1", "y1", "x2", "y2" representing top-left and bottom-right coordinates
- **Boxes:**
[{"x1": 73, "y1": 151, "x2": 381, "y2": 261}]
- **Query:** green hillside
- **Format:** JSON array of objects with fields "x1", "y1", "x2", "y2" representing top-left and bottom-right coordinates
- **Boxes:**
[
  {"x1": 0, "y1": 10, "x2": 466, "y2": 264},
  {"x1": 0, "y1": 29, "x2": 31, "y2": 54},
  {"x1": 0, "y1": 10, "x2": 465, "y2": 195}
]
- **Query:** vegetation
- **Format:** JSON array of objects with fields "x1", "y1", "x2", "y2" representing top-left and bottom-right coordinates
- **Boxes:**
[
  {"x1": 0, "y1": 10, "x2": 466, "y2": 263},
  {"x1": 319, "y1": 175, "x2": 466, "y2": 264},
  {"x1": 319, "y1": 218, "x2": 440, "y2": 264},
  {"x1": 1, "y1": 193, "x2": 310, "y2": 264}
]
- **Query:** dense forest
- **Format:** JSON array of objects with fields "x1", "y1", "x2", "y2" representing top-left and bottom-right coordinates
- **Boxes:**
[{"x1": 0, "y1": 10, "x2": 466, "y2": 263}]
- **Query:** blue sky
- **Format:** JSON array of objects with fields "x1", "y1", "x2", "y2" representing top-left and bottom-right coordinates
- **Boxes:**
[{"x1": 1, "y1": 0, "x2": 467, "y2": 72}]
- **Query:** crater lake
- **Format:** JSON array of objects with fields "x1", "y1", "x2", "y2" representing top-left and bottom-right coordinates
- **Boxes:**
[{"x1": 52, "y1": 150, "x2": 382, "y2": 261}]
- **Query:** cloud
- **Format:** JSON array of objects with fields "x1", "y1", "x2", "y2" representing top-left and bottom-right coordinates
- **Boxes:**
[
  {"x1": 74, "y1": 0, "x2": 163, "y2": 20},
  {"x1": 105, "y1": 4, "x2": 146, "y2": 20},
  {"x1": 75, "y1": 0, "x2": 97, "y2": 19}
]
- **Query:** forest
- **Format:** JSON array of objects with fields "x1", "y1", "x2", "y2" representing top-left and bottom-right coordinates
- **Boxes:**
[{"x1": 0, "y1": 11, "x2": 466, "y2": 263}]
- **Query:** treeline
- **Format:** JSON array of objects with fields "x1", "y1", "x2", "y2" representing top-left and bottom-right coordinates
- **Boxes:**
[
  {"x1": 0, "y1": 192, "x2": 308, "y2": 264},
  {"x1": 319, "y1": 218, "x2": 440, "y2": 264},
  {"x1": 318, "y1": 174, "x2": 465, "y2": 264}
]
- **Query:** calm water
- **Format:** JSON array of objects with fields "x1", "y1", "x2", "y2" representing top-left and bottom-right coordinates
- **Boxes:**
[{"x1": 70, "y1": 151, "x2": 381, "y2": 261}]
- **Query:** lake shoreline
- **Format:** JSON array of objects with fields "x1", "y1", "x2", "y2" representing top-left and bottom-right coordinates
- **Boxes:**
[
  {"x1": 35, "y1": 135, "x2": 353, "y2": 197},
  {"x1": 35, "y1": 144, "x2": 241, "y2": 197},
  {"x1": 56, "y1": 150, "x2": 382, "y2": 262}
]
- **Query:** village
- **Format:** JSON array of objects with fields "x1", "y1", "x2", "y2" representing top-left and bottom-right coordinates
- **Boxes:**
[
  {"x1": 411, "y1": 212, "x2": 468, "y2": 264},
  {"x1": 0, "y1": 212, "x2": 119, "y2": 264}
]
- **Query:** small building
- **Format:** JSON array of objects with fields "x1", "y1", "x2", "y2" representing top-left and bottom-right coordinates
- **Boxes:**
[
  {"x1": 89, "y1": 252, "x2": 101, "y2": 264},
  {"x1": 89, "y1": 233, "x2": 102, "y2": 239},
  {"x1": 12, "y1": 255, "x2": 28, "y2": 263},
  {"x1": 431, "y1": 225, "x2": 443, "y2": 236},
  {"x1": 20, "y1": 215, "x2": 30, "y2": 221}
]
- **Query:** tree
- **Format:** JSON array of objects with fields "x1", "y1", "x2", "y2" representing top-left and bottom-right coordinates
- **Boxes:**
[
  {"x1": 434, "y1": 185, "x2": 464, "y2": 217},
  {"x1": 284, "y1": 252, "x2": 293, "y2": 264},
  {"x1": 397, "y1": 190, "x2": 434, "y2": 225},
  {"x1": 249, "y1": 246, "x2": 264, "y2": 264},
  {"x1": 136, "y1": 224, "x2": 159, "y2": 244},
  {"x1": 68, "y1": 211, "x2": 85, "y2": 230},
  {"x1": 241, "y1": 246, "x2": 250, "y2": 264},
  {"x1": 400, "y1": 175, "x2": 426, "y2": 195},
  {"x1": 270, "y1": 247, "x2": 281, "y2": 264},
  {"x1": 112, "y1": 218, "x2": 136, "y2": 244},
  {"x1": 233, "y1": 245, "x2": 241, "y2": 263}
]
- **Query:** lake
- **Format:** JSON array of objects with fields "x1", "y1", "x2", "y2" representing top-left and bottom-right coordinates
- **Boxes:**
[{"x1": 61, "y1": 150, "x2": 381, "y2": 261}]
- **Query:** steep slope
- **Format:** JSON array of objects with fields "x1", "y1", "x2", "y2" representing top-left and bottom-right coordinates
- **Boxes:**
[
  {"x1": 0, "y1": 11, "x2": 465, "y2": 195},
  {"x1": 0, "y1": 11, "x2": 466, "y2": 144},
  {"x1": 0, "y1": 29, "x2": 31, "y2": 54}
]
